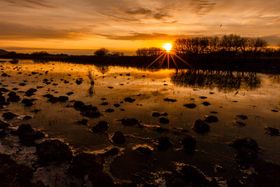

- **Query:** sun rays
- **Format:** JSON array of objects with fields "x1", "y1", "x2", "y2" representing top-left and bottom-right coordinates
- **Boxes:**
[{"x1": 147, "y1": 43, "x2": 191, "y2": 69}]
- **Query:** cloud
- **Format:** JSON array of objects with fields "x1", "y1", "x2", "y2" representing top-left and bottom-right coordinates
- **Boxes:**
[
  {"x1": 98, "y1": 32, "x2": 188, "y2": 40},
  {"x1": 0, "y1": 22, "x2": 89, "y2": 40},
  {"x1": 4, "y1": 0, "x2": 54, "y2": 8}
]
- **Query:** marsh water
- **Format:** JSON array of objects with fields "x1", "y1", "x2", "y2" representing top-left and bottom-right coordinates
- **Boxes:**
[{"x1": 0, "y1": 59, "x2": 279, "y2": 183}]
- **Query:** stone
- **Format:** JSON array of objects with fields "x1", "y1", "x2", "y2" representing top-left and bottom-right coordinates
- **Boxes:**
[
  {"x1": 193, "y1": 120, "x2": 210, "y2": 133},
  {"x1": 158, "y1": 137, "x2": 172, "y2": 151},
  {"x1": 182, "y1": 135, "x2": 196, "y2": 153},
  {"x1": 159, "y1": 117, "x2": 170, "y2": 124},
  {"x1": 92, "y1": 121, "x2": 109, "y2": 133},
  {"x1": 265, "y1": 127, "x2": 279, "y2": 136},
  {"x1": 112, "y1": 131, "x2": 125, "y2": 144},
  {"x1": 2, "y1": 112, "x2": 17, "y2": 120},
  {"x1": 37, "y1": 140, "x2": 73, "y2": 164},
  {"x1": 124, "y1": 97, "x2": 136, "y2": 103},
  {"x1": 184, "y1": 103, "x2": 197, "y2": 109},
  {"x1": 120, "y1": 118, "x2": 140, "y2": 126},
  {"x1": 204, "y1": 115, "x2": 219, "y2": 123}
]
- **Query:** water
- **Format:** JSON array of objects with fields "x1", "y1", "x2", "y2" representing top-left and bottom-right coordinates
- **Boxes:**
[{"x1": 0, "y1": 59, "x2": 279, "y2": 181}]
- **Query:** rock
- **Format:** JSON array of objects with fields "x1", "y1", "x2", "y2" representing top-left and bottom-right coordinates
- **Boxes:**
[
  {"x1": 2, "y1": 112, "x2": 17, "y2": 120},
  {"x1": 184, "y1": 103, "x2": 197, "y2": 109},
  {"x1": 114, "y1": 104, "x2": 120, "y2": 108},
  {"x1": 229, "y1": 138, "x2": 259, "y2": 164},
  {"x1": 105, "y1": 108, "x2": 115, "y2": 113},
  {"x1": 124, "y1": 97, "x2": 136, "y2": 103},
  {"x1": 43, "y1": 93, "x2": 53, "y2": 99},
  {"x1": 100, "y1": 102, "x2": 109, "y2": 106},
  {"x1": 66, "y1": 91, "x2": 74, "y2": 96},
  {"x1": 25, "y1": 88, "x2": 37, "y2": 96},
  {"x1": 0, "y1": 154, "x2": 33, "y2": 187},
  {"x1": 69, "y1": 153, "x2": 102, "y2": 177},
  {"x1": 164, "y1": 98, "x2": 177, "y2": 102},
  {"x1": 37, "y1": 140, "x2": 73, "y2": 164},
  {"x1": 204, "y1": 115, "x2": 219, "y2": 123},
  {"x1": 179, "y1": 165, "x2": 211, "y2": 186},
  {"x1": 202, "y1": 101, "x2": 211, "y2": 106},
  {"x1": 265, "y1": 127, "x2": 279, "y2": 136},
  {"x1": 133, "y1": 144, "x2": 154, "y2": 156},
  {"x1": 152, "y1": 111, "x2": 161, "y2": 117},
  {"x1": 77, "y1": 119, "x2": 88, "y2": 126},
  {"x1": 159, "y1": 117, "x2": 170, "y2": 124},
  {"x1": 73, "y1": 100, "x2": 85, "y2": 110},
  {"x1": 92, "y1": 121, "x2": 109, "y2": 133},
  {"x1": 120, "y1": 118, "x2": 140, "y2": 126},
  {"x1": 0, "y1": 95, "x2": 6, "y2": 105},
  {"x1": 0, "y1": 120, "x2": 10, "y2": 129},
  {"x1": 182, "y1": 135, "x2": 196, "y2": 153},
  {"x1": 193, "y1": 120, "x2": 210, "y2": 133},
  {"x1": 158, "y1": 137, "x2": 172, "y2": 151},
  {"x1": 236, "y1": 114, "x2": 248, "y2": 120},
  {"x1": 7, "y1": 92, "x2": 20, "y2": 102},
  {"x1": 58, "y1": 96, "x2": 69, "y2": 102},
  {"x1": 234, "y1": 121, "x2": 246, "y2": 127},
  {"x1": 75, "y1": 78, "x2": 83, "y2": 85},
  {"x1": 199, "y1": 96, "x2": 208, "y2": 99},
  {"x1": 88, "y1": 171, "x2": 115, "y2": 187},
  {"x1": 21, "y1": 98, "x2": 35, "y2": 107},
  {"x1": 112, "y1": 131, "x2": 125, "y2": 144},
  {"x1": 15, "y1": 124, "x2": 44, "y2": 146}
]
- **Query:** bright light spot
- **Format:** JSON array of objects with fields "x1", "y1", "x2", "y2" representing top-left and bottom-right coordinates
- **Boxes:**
[{"x1": 163, "y1": 43, "x2": 173, "y2": 53}]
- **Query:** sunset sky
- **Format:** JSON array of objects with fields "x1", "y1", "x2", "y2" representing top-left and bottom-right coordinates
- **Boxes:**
[{"x1": 0, "y1": 0, "x2": 279, "y2": 54}]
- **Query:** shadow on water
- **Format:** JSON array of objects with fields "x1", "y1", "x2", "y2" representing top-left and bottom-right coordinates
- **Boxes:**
[{"x1": 171, "y1": 69, "x2": 261, "y2": 91}]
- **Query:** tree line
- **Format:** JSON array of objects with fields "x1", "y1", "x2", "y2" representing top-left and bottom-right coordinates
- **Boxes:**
[{"x1": 135, "y1": 34, "x2": 279, "y2": 56}]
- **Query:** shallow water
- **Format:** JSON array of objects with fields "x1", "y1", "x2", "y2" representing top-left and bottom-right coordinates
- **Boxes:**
[{"x1": 0, "y1": 59, "x2": 279, "y2": 181}]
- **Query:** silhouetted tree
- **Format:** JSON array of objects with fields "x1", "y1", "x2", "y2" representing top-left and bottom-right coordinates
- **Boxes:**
[
  {"x1": 94, "y1": 48, "x2": 110, "y2": 56},
  {"x1": 136, "y1": 47, "x2": 162, "y2": 56}
]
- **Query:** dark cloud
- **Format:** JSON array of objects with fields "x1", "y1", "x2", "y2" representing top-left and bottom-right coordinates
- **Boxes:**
[
  {"x1": 98, "y1": 32, "x2": 188, "y2": 40},
  {"x1": 5, "y1": 0, "x2": 54, "y2": 8},
  {"x1": 0, "y1": 22, "x2": 87, "y2": 40},
  {"x1": 125, "y1": 7, "x2": 170, "y2": 20}
]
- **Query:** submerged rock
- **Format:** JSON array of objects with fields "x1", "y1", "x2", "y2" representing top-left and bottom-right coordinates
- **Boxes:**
[
  {"x1": 124, "y1": 97, "x2": 136, "y2": 103},
  {"x1": 37, "y1": 140, "x2": 73, "y2": 164},
  {"x1": 15, "y1": 124, "x2": 45, "y2": 146},
  {"x1": 75, "y1": 78, "x2": 83, "y2": 85},
  {"x1": 21, "y1": 98, "x2": 35, "y2": 107},
  {"x1": 229, "y1": 138, "x2": 259, "y2": 165},
  {"x1": 25, "y1": 88, "x2": 37, "y2": 96},
  {"x1": 77, "y1": 119, "x2": 88, "y2": 126},
  {"x1": 184, "y1": 103, "x2": 197, "y2": 109},
  {"x1": 158, "y1": 137, "x2": 172, "y2": 151},
  {"x1": 7, "y1": 92, "x2": 20, "y2": 102},
  {"x1": 120, "y1": 118, "x2": 140, "y2": 126},
  {"x1": 236, "y1": 114, "x2": 248, "y2": 120},
  {"x1": 2, "y1": 112, "x2": 17, "y2": 120},
  {"x1": 0, "y1": 154, "x2": 33, "y2": 187},
  {"x1": 265, "y1": 127, "x2": 279, "y2": 136},
  {"x1": 112, "y1": 131, "x2": 126, "y2": 144},
  {"x1": 69, "y1": 153, "x2": 102, "y2": 177},
  {"x1": 159, "y1": 117, "x2": 170, "y2": 124},
  {"x1": 182, "y1": 135, "x2": 196, "y2": 153},
  {"x1": 164, "y1": 98, "x2": 177, "y2": 102},
  {"x1": 92, "y1": 121, "x2": 109, "y2": 133},
  {"x1": 193, "y1": 120, "x2": 210, "y2": 134},
  {"x1": 204, "y1": 115, "x2": 219, "y2": 123}
]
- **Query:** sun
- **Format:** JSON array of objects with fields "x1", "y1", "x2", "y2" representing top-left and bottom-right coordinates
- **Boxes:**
[{"x1": 163, "y1": 43, "x2": 173, "y2": 53}]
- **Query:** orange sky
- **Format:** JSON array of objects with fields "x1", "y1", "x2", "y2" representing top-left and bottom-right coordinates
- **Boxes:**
[{"x1": 0, "y1": 0, "x2": 279, "y2": 54}]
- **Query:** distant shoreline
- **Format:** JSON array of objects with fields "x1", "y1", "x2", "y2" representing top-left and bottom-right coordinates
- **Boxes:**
[{"x1": 1, "y1": 52, "x2": 280, "y2": 74}]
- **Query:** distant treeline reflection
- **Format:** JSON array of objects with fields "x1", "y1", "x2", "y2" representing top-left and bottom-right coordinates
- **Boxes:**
[{"x1": 171, "y1": 70, "x2": 261, "y2": 91}]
